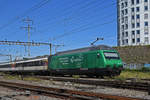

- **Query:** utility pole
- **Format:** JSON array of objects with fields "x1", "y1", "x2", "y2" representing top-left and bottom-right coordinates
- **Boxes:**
[
  {"x1": 91, "y1": 37, "x2": 104, "y2": 46},
  {"x1": 49, "y1": 44, "x2": 52, "y2": 56},
  {"x1": 21, "y1": 17, "x2": 33, "y2": 56}
]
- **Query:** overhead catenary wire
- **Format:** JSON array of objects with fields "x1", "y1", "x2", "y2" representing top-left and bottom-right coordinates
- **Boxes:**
[
  {"x1": 0, "y1": 0, "x2": 51, "y2": 30},
  {"x1": 34, "y1": 0, "x2": 115, "y2": 29},
  {"x1": 31, "y1": 0, "x2": 92, "y2": 22},
  {"x1": 52, "y1": 19, "x2": 116, "y2": 40},
  {"x1": 34, "y1": 0, "x2": 102, "y2": 25},
  {"x1": 32, "y1": 1, "x2": 117, "y2": 36},
  {"x1": 1, "y1": 0, "x2": 98, "y2": 38},
  {"x1": 34, "y1": 11, "x2": 116, "y2": 37},
  {"x1": 0, "y1": 0, "x2": 117, "y2": 59},
  {"x1": 37, "y1": 16, "x2": 116, "y2": 42},
  {"x1": 2, "y1": 0, "x2": 116, "y2": 40},
  {"x1": 37, "y1": 13, "x2": 116, "y2": 41}
]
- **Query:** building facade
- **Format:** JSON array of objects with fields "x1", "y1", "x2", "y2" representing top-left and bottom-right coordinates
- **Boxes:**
[{"x1": 117, "y1": 0, "x2": 150, "y2": 46}]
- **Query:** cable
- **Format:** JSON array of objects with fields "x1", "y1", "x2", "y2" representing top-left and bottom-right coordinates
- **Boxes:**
[
  {"x1": 36, "y1": 13, "x2": 116, "y2": 42},
  {"x1": 31, "y1": 0, "x2": 89, "y2": 20},
  {"x1": 33, "y1": 1, "x2": 116, "y2": 36},
  {"x1": 0, "y1": 0, "x2": 51, "y2": 30},
  {"x1": 34, "y1": 0, "x2": 100, "y2": 24},
  {"x1": 35, "y1": 0, "x2": 114, "y2": 28},
  {"x1": 52, "y1": 19, "x2": 116, "y2": 40}
]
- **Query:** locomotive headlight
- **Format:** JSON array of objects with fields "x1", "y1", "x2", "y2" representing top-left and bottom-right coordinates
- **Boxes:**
[
  {"x1": 97, "y1": 53, "x2": 100, "y2": 58},
  {"x1": 118, "y1": 62, "x2": 122, "y2": 64}
]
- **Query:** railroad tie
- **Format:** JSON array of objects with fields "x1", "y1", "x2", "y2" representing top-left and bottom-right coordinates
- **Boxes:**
[{"x1": 148, "y1": 85, "x2": 150, "y2": 95}]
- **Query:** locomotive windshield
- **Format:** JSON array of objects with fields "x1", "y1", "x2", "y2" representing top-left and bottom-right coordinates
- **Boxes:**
[{"x1": 103, "y1": 52, "x2": 120, "y2": 59}]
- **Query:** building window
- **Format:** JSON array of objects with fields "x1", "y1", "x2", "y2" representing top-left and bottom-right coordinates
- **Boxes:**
[
  {"x1": 136, "y1": 22, "x2": 140, "y2": 27},
  {"x1": 131, "y1": 15, "x2": 135, "y2": 20},
  {"x1": 132, "y1": 31, "x2": 135, "y2": 35},
  {"x1": 136, "y1": 14, "x2": 140, "y2": 19},
  {"x1": 137, "y1": 38, "x2": 140, "y2": 42},
  {"x1": 131, "y1": 0, "x2": 134, "y2": 5},
  {"x1": 144, "y1": 13, "x2": 148, "y2": 19},
  {"x1": 125, "y1": 2, "x2": 128, "y2": 7},
  {"x1": 121, "y1": 17, "x2": 124, "y2": 23},
  {"x1": 132, "y1": 23, "x2": 135, "y2": 28},
  {"x1": 125, "y1": 16, "x2": 128, "y2": 23},
  {"x1": 144, "y1": 37, "x2": 149, "y2": 43},
  {"x1": 126, "y1": 39, "x2": 128, "y2": 44},
  {"x1": 144, "y1": 6, "x2": 148, "y2": 11},
  {"x1": 145, "y1": 32, "x2": 148, "y2": 34},
  {"x1": 136, "y1": 0, "x2": 139, "y2": 4},
  {"x1": 144, "y1": 28, "x2": 149, "y2": 34},
  {"x1": 144, "y1": 0, "x2": 148, "y2": 2},
  {"x1": 136, "y1": 7, "x2": 140, "y2": 12},
  {"x1": 121, "y1": 10, "x2": 124, "y2": 16},
  {"x1": 125, "y1": 24, "x2": 128, "y2": 29},
  {"x1": 125, "y1": 9, "x2": 128, "y2": 15},
  {"x1": 121, "y1": 3, "x2": 124, "y2": 9},
  {"x1": 136, "y1": 30, "x2": 140, "y2": 34},
  {"x1": 131, "y1": 8, "x2": 134, "y2": 12},
  {"x1": 132, "y1": 39, "x2": 135, "y2": 43},
  {"x1": 122, "y1": 25, "x2": 124, "y2": 31},
  {"x1": 145, "y1": 22, "x2": 148, "y2": 26},
  {"x1": 122, "y1": 32, "x2": 124, "y2": 37},
  {"x1": 122, "y1": 40, "x2": 124, "y2": 45},
  {"x1": 125, "y1": 31, "x2": 128, "y2": 37}
]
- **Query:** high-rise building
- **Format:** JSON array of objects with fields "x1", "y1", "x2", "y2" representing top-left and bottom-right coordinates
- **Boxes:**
[{"x1": 117, "y1": 0, "x2": 150, "y2": 46}]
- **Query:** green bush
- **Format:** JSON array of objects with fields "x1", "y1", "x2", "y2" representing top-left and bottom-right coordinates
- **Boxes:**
[{"x1": 140, "y1": 67, "x2": 150, "y2": 72}]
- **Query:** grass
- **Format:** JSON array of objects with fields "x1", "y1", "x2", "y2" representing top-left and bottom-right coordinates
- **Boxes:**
[
  {"x1": 23, "y1": 76, "x2": 42, "y2": 82},
  {"x1": 115, "y1": 70, "x2": 150, "y2": 81},
  {"x1": 3, "y1": 74, "x2": 42, "y2": 82},
  {"x1": 3, "y1": 75, "x2": 20, "y2": 80}
]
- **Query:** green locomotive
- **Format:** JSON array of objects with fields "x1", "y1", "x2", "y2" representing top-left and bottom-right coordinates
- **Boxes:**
[{"x1": 48, "y1": 45, "x2": 123, "y2": 77}]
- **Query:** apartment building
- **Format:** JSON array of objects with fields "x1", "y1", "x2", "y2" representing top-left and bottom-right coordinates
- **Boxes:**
[{"x1": 117, "y1": 0, "x2": 150, "y2": 46}]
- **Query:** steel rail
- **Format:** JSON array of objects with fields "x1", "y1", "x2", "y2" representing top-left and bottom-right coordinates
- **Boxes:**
[
  {"x1": 0, "y1": 81, "x2": 145, "y2": 100},
  {"x1": 37, "y1": 76, "x2": 150, "y2": 92}
]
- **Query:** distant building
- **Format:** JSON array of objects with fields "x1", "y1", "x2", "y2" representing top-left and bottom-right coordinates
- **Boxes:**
[{"x1": 117, "y1": 0, "x2": 150, "y2": 46}]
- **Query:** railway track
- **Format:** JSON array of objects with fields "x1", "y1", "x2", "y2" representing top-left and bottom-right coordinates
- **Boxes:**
[
  {"x1": 126, "y1": 78, "x2": 150, "y2": 82},
  {"x1": 35, "y1": 76, "x2": 150, "y2": 94},
  {"x1": 1, "y1": 73, "x2": 150, "y2": 94},
  {"x1": 0, "y1": 80, "x2": 146, "y2": 100}
]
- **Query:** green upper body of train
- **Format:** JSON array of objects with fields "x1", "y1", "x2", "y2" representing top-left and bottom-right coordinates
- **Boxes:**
[{"x1": 48, "y1": 45, "x2": 123, "y2": 76}]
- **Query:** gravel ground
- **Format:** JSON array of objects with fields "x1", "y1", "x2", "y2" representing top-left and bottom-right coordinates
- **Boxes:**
[
  {"x1": 0, "y1": 77, "x2": 150, "y2": 100},
  {"x1": 0, "y1": 86, "x2": 62, "y2": 100}
]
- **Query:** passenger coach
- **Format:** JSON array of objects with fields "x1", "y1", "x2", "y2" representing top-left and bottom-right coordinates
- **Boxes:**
[{"x1": 0, "y1": 56, "x2": 48, "y2": 73}]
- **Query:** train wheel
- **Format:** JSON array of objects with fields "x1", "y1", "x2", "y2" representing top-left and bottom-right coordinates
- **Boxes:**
[
  {"x1": 87, "y1": 75, "x2": 94, "y2": 78},
  {"x1": 100, "y1": 76, "x2": 104, "y2": 79},
  {"x1": 96, "y1": 75, "x2": 99, "y2": 78}
]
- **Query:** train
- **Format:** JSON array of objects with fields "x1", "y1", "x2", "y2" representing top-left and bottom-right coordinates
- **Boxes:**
[{"x1": 0, "y1": 45, "x2": 123, "y2": 77}]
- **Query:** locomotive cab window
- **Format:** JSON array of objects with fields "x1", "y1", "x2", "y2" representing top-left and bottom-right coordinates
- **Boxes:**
[{"x1": 103, "y1": 52, "x2": 120, "y2": 59}]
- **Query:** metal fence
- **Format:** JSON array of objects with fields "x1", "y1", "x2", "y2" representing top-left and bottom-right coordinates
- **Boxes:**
[{"x1": 123, "y1": 63, "x2": 150, "y2": 69}]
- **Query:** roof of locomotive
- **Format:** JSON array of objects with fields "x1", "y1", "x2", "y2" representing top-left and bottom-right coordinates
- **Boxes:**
[{"x1": 55, "y1": 45, "x2": 114, "y2": 56}]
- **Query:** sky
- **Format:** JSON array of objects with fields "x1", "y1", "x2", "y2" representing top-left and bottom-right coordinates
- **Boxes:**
[{"x1": 0, "y1": 0, "x2": 117, "y2": 61}]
